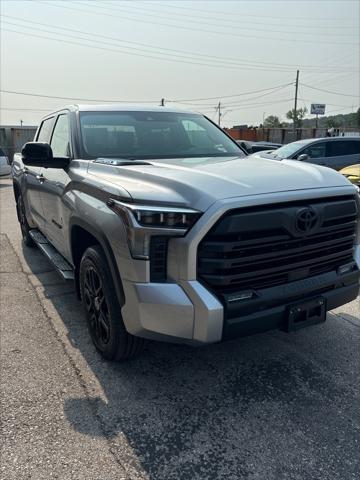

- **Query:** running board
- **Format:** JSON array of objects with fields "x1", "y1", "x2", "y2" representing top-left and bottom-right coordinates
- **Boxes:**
[{"x1": 29, "y1": 229, "x2": 75, "y2": 281}]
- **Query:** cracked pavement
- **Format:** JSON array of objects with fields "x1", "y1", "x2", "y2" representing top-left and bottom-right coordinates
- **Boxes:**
[{"x1": 0, "y1": 176, "x2": 359, "y2": 480}]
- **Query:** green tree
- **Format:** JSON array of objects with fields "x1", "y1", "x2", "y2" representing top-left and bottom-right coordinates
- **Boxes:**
[
  {"x1": 325, "y1": 117, "x2": 340, "y2": 129},
  {"x1": 263, "y1": 115, "x2": 282, "y2": 128},
  {"x1": 286, "y1": 107, "x2": 308, "y2": 128},
  {"x1": 356, "y1": 107, "x2": 360, "y2": 128}
]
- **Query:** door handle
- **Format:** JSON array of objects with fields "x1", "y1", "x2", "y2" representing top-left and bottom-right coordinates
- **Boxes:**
[{"x1": 36, "y1": 174, "x2": 45, "y2": 183}]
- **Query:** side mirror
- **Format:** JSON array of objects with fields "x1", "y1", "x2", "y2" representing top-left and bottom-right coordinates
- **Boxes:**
[
  {"x1": 297, "y1": 153, "x2": 310, "y2": 161},
  {"x1": 21, "y1": 142, "x2": 70, "y2": 169}
]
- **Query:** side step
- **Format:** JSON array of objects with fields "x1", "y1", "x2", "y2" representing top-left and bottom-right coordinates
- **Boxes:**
[{"x1": 29, "y1": 229, "x2": 75, "y2": 281}]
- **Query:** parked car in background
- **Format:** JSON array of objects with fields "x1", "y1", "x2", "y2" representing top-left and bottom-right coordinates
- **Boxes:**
[
  {"x1": 252, "y1": 137, "x2": 360, "y2": 171},
  {"x1": 236, "y1": 140, "x2": 253, "y2": 154},
  {"x1": 0, "y1": 147, "x2": 11, "y2": 176},
  {"x1": 339, "y1": 164, "x2": 360, "y2": 186},
  {"x1": 251, "y1": 141, "x2": 282, "y2": 153},
  {"x1": 236, "y1": 140, "x2": 281, "y2": 154}
]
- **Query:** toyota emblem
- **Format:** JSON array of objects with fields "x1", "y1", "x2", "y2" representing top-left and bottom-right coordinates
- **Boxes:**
[{"x1": 295, "y1": 207, "x2": 318, "y2": 233}]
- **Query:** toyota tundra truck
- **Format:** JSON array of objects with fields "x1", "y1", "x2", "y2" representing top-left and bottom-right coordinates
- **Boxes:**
[{"x1": 12, "y1": 105, "x2": 360, "y2": 361}]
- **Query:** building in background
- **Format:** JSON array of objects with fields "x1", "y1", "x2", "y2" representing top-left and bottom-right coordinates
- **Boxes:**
[{"x1": 0, "y1": 126, "x2": 37, "y2": 162}]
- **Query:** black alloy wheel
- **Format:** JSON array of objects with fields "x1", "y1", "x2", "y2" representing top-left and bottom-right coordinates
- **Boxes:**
[
  {"x1": 83, "y1": 265, "x2": 111, "y2": 348},
  {"x1": 79, "y1": 245, "x2": 144, "y2": 361}
]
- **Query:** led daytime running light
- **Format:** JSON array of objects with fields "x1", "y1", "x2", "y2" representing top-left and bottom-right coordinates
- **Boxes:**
[{"x1": 134, "y1": 209, "x2": 200, "y2": 228}]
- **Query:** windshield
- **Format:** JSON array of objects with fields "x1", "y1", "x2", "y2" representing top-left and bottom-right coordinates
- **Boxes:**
[
  {"x1": 79, "y1": 111, "x2": 244, "y2": 159},
  {"x1": 270, "y1": 141, "x2": 305, "y2": 159}
]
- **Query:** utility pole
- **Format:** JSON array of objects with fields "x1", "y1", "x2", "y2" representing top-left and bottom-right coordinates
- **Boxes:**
[
  {"x1": 20, "y1": 119, "x2": 23, "y2": 126},
  {"x1": 217, "y1": 101, "x2": 221, "y2": 126},
  {"x1": 293, "y1": 69, "x2": 299, "y2": 134},
  {"x1": 160, "y1": 98, "x2": 165, "y2": 106}
]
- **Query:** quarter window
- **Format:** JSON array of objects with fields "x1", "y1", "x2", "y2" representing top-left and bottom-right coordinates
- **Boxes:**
[{"x1": 51, "y1": 115, "x2": 70, "y2": 157}]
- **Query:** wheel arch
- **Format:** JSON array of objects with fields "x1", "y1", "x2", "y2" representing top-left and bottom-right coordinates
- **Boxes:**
[
  {"x1": 69, "y1": 218, "x2": 125, "y2": 306},
  {"x1": 13, "y1": 180, "x2": 21, "y2": 202},
  {"x1": 13, "y1": 181, "x2": 21, "y2": 221}
]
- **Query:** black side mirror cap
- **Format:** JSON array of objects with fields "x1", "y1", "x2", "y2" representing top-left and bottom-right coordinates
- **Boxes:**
[
  {"x1": 22, "y1": 142, "x2": 52, "y2": 167},
  {"x1": 21, "y1": 142, "x2": 70, "y2": 169}
]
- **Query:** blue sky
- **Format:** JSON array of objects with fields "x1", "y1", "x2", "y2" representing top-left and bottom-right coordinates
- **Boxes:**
[{"x1": 0, "y1": 0, "x2": 359, "y2": 126}]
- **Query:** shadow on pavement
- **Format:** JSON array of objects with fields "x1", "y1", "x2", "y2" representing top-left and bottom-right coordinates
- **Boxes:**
[{"x1": 22, "y1": 242, "x2": 360, "y2": 480}]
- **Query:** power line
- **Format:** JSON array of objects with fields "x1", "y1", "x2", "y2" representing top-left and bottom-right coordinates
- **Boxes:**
[
  {"x1": 300, "y1": 51, "x2": 359, "y2": 84},
  {"x1": 300, "y1": 83, "x2": 360, "y2": 98},
  {"x1": 0, "y1": 107, "x2": 51, "y2": 112},
  {"x1": 136, "y1": 0, "x2": 356, "y2": 22},
  {"x1": 4, "y1": 26, "x2": 324, "y2": 74},
  {"x1": 3, "y1": 27, "x2": 281, "y2": 72},
  {"x1": 326, "y1": 106, "x2": 358, "y2": 114},
  {"x1": 178, "y1": 98, "x2": 294, "y2": 115},
  {"x1": 316, "y1": 72, "x2": 359, "y2": 88},
  {"x1": 220, "y1": 98, "x2": 294, "y2": 109},
  {"x1": 43, "y1": 2, "x2": 356, "y2": 46},
  {"x1": 0, "y1": 22, "x2": 329, "y2": 74},
  {"x1": 298, "y1": 98, "x2": 355, "y2": 108},
  {"x1": 70, "y1": 1, "x2": 358, "y2": 38},
  {"x1": 218, "y1": 99, "x2": 293, "y2": 115},
  {"x1": 302, "y1": 71, "x2": 359, "y2": 90},
  {"x1": 181, "y1": 85, "x2": 294, "y2": 107},
  {"x1": 0, "y1": 89, "x2": 158, "y2": 103},
  {"x1": 0, "y1": 85, "x2": 292, "y2": 107},
  {"x1": 169, "y1": 83, "x2": 294, "y2": 103},
  {"x1": 3, "y1": 15, "x2": 354, "y2": 72},
  {"x1": 110, "y1": 1, "x2": 359, "y2": 30}
]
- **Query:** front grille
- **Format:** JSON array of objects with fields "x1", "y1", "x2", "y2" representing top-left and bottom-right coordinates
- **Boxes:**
[{"x1": 197, "y1": 196, "x2": 358, "y2": 295}]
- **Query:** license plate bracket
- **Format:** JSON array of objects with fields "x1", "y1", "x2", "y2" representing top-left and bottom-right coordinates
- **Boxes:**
[{"x1": 286, "y1": 297, "x2": 326, "y2": 332}]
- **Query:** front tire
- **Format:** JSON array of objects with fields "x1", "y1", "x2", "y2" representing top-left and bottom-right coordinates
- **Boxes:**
[
  {"x1": 16, "y1": 195, "x2": 35, "y2": 247},
  {"x1": 79, "y1": 245, "x2": 144, "y2": 361}
]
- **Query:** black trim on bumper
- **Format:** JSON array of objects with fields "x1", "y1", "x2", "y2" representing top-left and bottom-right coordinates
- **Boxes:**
[{"x1": 222, "y1": 270, "x2": 360, "y2": 340}]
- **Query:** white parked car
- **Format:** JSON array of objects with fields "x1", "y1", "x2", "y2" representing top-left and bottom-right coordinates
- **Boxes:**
[{"x1": 0, "y1": 148, "x2": 11, "y2": 176}]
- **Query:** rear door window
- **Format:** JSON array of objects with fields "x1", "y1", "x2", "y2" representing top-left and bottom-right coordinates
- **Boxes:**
[
  {"x1": 50, "y1": 114, "x2": 70, "y2": 157},
  {"x1": 37, "y1": 117, "x2": 55, "y2": 143},
  {"x1": 327, "y1": 140, "x2": 360, "y2": 157}
]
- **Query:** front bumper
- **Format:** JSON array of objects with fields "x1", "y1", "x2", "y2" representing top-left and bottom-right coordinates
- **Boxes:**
[{"x1": 121, "y1": 245, "x2": 360, "y2": 344}]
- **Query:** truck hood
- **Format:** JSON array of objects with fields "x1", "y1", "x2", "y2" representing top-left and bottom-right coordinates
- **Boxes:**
[{"x1": 88, "y1": 155, "x2": 353, "y2": 211}]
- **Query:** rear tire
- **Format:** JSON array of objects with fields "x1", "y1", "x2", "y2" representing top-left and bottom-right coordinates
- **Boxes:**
[
  {"x1": 16, "y1": 195, "x2": 35, "y2": 247},
  {"x1": 79, "y1": 245, "x2": 144, "y2": 361}
]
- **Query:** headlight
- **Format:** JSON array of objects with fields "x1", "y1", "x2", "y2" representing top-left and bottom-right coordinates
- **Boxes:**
[
  {"x1": 124, "y1": 204, "x2": 201, "y2": 229},
  {"x1": 107, "y1": 199, "x2": 202, "y2": 258}
]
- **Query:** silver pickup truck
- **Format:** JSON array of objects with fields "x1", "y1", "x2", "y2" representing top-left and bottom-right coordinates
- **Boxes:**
[{"x1": 12, "y1": 105, "x2": 360, "y2": 361}]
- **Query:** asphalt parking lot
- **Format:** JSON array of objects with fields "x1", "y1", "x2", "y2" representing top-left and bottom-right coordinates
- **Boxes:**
[{"x1": 0, "y1": 175, "x2": 359, "y2": 480}]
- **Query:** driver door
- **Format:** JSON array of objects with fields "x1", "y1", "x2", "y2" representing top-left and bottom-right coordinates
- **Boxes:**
[{"x1": 23, "y1": 116, "x2": 55, "y2": 230}]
